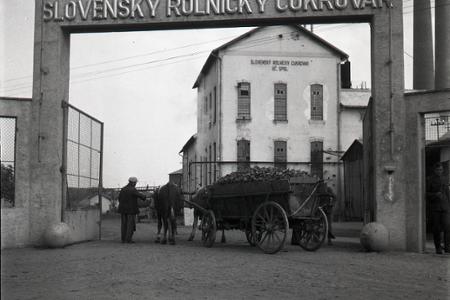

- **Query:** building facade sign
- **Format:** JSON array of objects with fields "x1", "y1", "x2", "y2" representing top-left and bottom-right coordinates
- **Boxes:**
[
  {"x1": 250, "y1": 58, "x2": 309, "y2": 71},
  {"x1": 42, "y1": 0, "x2": 392, "y2": 22}
]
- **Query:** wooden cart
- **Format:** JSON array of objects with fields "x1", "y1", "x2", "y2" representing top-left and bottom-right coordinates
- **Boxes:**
[{"x1": 185, "y1": 178, "x2": 328, "y2": 254}]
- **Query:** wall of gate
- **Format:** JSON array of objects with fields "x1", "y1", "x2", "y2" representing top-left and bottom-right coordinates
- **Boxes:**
[
  {"x1": 63, "y1": 104, "x2": 103, "y2": 243},
  {"x1": 0, "y1": 97, "x2": 32, "y2": 248},
  {"x1": 404, "y1": 89, "x2": 450, "y2": 251}
]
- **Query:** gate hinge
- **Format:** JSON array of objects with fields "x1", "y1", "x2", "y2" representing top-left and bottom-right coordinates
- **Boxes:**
[{"x1": 61, "y1": 100, "x2": 68, "y2": 109}]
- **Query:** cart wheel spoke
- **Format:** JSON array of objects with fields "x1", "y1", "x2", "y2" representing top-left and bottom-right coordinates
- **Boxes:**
[
  {"x1": 269, "y1": 206, "x2": 274, "y2": 222},
  {"x1": 259, "y1": 231, "x2": 269, "y2": 245},
  {"x1": 272, "y1": 232, "x2": 281, "y2": 243}
]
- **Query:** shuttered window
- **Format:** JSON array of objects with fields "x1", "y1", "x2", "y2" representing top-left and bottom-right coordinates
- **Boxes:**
[
  {"x1": 311, "y1": 84, "x2": 323, "y2": 120},
  {"x1": 274, "y1": 83, "x2": 287, "y2": 121},
  {"x1": 213, "y1": 86, "x2": 217, "y2": 124},
  {"x1": 213, "y1": 142, "x2": 217, "y2": 181},
  {"x1": 311, "y1": 141, "x2": 323, "y2": 178},
  {"x1": 204, "y1": 149, "x2": 208, "y2": 186},
  {"x1": 237, "y1": 139, "x2": 250, "y2": 171},
  {"x1": 237, "y1": 82, "x2": 251, "y2": 119},
  {"x1": 208, "y1": 145, "x2": 212, "y2": 185},
  {"x1": 274, "y1": 140, "x2": 287, "y2": 169}
]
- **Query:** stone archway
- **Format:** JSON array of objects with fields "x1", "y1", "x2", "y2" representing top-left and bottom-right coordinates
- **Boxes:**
[{"x1": 31, "y1": 0, "x2": 411, "y2": 250}]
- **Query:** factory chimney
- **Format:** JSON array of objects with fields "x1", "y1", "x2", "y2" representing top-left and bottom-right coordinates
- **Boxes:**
[
  {"x1": 413, "y1": 0, "x2": 434, "y2": 90},
  {"x1": 435, "y1": 0, "x2": 450, "y2": 89}
]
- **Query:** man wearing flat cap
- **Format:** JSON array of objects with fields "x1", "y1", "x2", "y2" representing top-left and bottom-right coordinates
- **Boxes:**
[{"x1": 118, "y1": 177, "x2": 147, "y2": 243}]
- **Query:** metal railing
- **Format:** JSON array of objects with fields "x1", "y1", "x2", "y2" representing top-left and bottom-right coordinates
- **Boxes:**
[
  {"x1": 0, "y1": 117, "x2": 16, "y2": 207},
  {"x1": 65, "y1": 104, "x2": 103, "y2": 210},
  {"x1": 425, "y1": 113, "x2": 450, "y2": 144}
]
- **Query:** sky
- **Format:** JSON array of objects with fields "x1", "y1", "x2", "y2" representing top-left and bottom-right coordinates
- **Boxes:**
[{"x1": 0, "y1": 1, "x2": 427, "y2": 188}]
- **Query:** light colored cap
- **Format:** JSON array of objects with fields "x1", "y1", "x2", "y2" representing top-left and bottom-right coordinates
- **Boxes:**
[{"x1": 128, "y1": 177, "x2": 138, "y2": 183}]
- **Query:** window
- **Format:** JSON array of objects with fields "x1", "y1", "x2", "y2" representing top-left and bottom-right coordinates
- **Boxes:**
[
  {"x1": 311, "y1": 84, "x2": 323, "y2": 120},
  {"x1": 204, "y1": 149, "x2": 208, "y2": 186},
  {"x1": 209, "y1": 144, "x2": 212, "y2": 184},
  {"x1": 0, "y1": 117, "x2": 16, "y2": 208},
  {"x1": 237, "y1": 139, "x2": 250, "y2": 171},
  {"x1": 198, "y1": 155, "x2": 202, "y2": 187},
  {"x1": 237, "y1": 82, "x2": 251, "y2": 119},
  {"x1": 209, "y1": 92, "x2": 212, "y2": 111},
  {"x1": 213, "y1": 142, "x2": 217, "y2": 181},
  {"x1": 204, "y1": 96, "x2": 208, "y2": 114},
  {"x1": 274, "y1": 140, "x2": 287, "y2": 169},
  {"x1": 311, "y1": 140, "x2": 323, "y2": 178},
  {"x1": 274, "y1": 83, "x2": 287, "y2": 121},
  {"x1": 209, "y1": 93, "x2": 212, "y2": 128},
  {"x1": 213, "y1": 86, "x2": 217, "y2": 124}
]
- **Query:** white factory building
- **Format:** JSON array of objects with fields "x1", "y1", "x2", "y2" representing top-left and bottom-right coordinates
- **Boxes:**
[{"x1": 180, "y1": 25, "x2": 370, "y2": 219}]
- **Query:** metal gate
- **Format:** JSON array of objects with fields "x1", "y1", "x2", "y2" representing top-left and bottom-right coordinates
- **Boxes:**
[{"x1": 63, "y1": 103, "x2": 103, "y2": 240}]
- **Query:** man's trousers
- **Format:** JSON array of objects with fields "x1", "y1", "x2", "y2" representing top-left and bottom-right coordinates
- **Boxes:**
[{"x1": 121, "y1": 214, "x2": 136, "y2": 243}]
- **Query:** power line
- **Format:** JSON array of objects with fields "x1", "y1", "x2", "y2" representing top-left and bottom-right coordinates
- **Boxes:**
[
  {"x1": 70, "y1": 34, "x2": 244, "y2": 70},
  {"x1": 2, "y1": 29, "x2": 282, "y2": 88},
  {"x1": 2, "y1": 33, "x2": 246, "y2": 84},
  {"x1": 1, "y1": 34, "x2": 289, "y2": 93}
]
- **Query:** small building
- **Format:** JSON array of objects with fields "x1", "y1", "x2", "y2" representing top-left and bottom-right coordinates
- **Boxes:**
[
  {"x1": 78, "y1": 194, "x2": 112, "y2": 215},
  {"x1": 341, "y1": 140, "x2": 364, "y2": 221}
]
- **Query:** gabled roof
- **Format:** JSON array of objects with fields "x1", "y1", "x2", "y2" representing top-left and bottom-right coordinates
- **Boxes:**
[
  {"x1": 179, "y1": 134, "x2": 197, "y2": 154},
  {"x1": 193, "y1": 25, "x2": 349, "y2": 88},
  {"x1": 341, "y1": 139, "x2": 363, "y2": 161}
]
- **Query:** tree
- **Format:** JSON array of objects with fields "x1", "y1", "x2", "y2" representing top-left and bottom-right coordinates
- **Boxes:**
[{"x1": 1, "y1": 163, "x2": 15, "y2": 206}]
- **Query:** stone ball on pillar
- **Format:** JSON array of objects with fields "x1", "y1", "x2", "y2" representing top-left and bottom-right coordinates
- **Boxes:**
[
  {"x1": 360, "y1": 222, "x2": 389, "y2": 252},
  {"x1": 43, "y1": 222, "x2": 71, "y2": 248}
]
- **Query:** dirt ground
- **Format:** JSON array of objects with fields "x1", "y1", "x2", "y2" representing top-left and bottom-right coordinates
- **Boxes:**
[{"x1": 1, "y1": 215, "x2": 449, "y2": 300}]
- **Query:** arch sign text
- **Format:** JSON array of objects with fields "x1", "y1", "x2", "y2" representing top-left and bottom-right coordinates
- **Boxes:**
[{"x1": 43, "y1": 0, "x2": 392, "y2": 21}]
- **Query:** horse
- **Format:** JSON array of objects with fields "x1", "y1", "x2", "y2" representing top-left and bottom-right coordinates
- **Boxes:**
[
  {"x1": 188, "y1": 186, "x2": 226, "y2": 243},
  {"x1": 154, "y1": 182, "x2": 182, "y2": 245}
]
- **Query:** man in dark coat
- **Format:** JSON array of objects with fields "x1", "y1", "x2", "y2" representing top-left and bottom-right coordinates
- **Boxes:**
[
  {"x1": 118, "y1": 177, "x2": 146, "y2": 243},
  {"x1": 426, "y1": 162, "x2": 450, "y2": 254}
]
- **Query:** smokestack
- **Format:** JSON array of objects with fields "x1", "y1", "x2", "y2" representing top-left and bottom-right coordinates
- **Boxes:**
[
  {"x1": 413, "y1": 0, "x2": 434, "y2": 90},
  {"x1": 435, "y1": 0, "x2": 450, "y2": 89}
]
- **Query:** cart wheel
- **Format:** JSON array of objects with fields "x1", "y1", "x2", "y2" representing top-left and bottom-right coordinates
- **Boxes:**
[
  {"x1": 251, "y1": 201, "x2": 288, "y2": 254},
  {"x1": 295, "y1": 207, "x2": 328, "y2": 251},
  {"x1": 201, "y1": 210, "x2": 216, "y2": 248}
]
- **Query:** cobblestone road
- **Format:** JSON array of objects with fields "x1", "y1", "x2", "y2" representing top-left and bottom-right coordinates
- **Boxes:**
[{"x1": 1, "y1": 216, "x2": 449, "y2": 300}]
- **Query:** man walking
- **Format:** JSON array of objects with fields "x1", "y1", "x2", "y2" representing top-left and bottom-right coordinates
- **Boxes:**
[
  {"x1": 118, "y1": 177, "x2": 147, "y2": 243},
  {"x1": 427, "y1": 162, "x2": 450, "y2": 254}
]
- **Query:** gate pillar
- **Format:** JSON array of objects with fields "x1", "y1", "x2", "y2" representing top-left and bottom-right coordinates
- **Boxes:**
[
  {"x1": 367, "y1": 12, "x2": 407, "y2": 250},
  {"x1": 30, "y1": 0, "x2": 70, "y2": 244}
]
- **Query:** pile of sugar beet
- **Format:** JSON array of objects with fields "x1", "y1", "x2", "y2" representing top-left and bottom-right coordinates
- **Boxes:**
[{"x1": 215, "y1": 166, "x2": 316, "y2": 185}]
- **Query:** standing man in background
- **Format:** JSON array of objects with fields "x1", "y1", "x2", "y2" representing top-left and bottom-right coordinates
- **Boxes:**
[
  {"x1": 427, "y1": 162, "x2": 450, "y2": 254},
  {"x1": 118, "y1": 177, "x2": 147, "y2": 243}
]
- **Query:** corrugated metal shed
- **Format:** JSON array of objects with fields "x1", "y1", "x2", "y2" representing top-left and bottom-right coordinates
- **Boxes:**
[{"x1": 341, "y1": 139, "x2": 364, "y2": 221}]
